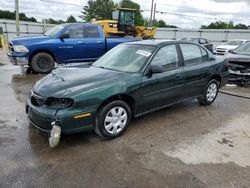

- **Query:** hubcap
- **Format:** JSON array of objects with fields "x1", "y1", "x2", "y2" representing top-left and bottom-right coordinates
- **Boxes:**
[
  {"x1": 206, "y1": 83, "x2": 218, "y2": 102},
  {"x1": 104, "y1": 107, "x2": 128, "y2": 135},
  {"x1": 37, "y1": 57, "x2": 52, "y2": 70}
]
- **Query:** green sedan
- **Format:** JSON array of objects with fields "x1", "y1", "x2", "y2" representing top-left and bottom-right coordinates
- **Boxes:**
[{"x1": 26, "y1": 40, "x2": 229, "y2": 148}]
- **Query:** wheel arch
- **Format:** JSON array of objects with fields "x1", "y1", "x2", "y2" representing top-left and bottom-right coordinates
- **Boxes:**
[
  {"x1": 210, "y1": 74, "x2": 222, "y2": 87},
  {"x1": 28, "y1": 49, "x2": 57, "y2": 65},
  {"x1": 97, "y1": 94, "x2": 136, "y2": 117}
]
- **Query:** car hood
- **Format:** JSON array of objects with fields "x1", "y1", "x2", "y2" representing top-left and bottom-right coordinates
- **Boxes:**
[
  {"x1": 9, "y1": 35, "x2": 50, "y2": 45},
  {"x1": 227, "y1": 53, "x2": 250, "y2": 63},
  {"x1": 33, "y1": 66, "x2": 130, "y2": 98},
  {"x1": 216, "y1": 45, "x2": 238, "y2": 50}
]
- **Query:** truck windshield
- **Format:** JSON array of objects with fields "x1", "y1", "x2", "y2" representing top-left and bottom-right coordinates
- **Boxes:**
[
  {"x1": 44, "y1": 25, "x2": 64, "y2": 37},
  {"x1": 93, "y1": 44, "x2": 155, "y2": 73}
]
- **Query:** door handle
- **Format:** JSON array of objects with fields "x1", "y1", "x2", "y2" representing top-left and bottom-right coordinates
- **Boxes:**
[
  {"x1": 175, "y1": 75, "x2": 182, "y2": 79},
  {"x1": 97, "y1": 40, "x2": 103, "y2": 44}
]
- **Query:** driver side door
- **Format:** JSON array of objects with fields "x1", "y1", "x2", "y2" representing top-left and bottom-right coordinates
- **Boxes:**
[
  {"x1": 57, "y1": 25, "x2": 86, "y2": 62},
  {"x1": 140, "y1": 44, "x2": 184, "y2": 113}
]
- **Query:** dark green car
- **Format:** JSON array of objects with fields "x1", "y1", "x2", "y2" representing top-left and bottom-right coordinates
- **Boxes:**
[{"x1": 26, "y1": 40, "x2": 229, "y2": 147}]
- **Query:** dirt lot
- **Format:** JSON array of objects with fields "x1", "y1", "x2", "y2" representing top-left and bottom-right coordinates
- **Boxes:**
[{"x1": 0, "y1": 49, "x2": 250, "y2": 188}]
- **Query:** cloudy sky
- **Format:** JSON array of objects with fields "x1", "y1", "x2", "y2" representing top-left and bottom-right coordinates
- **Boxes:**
[{"x1": 1, "y1": 0, "x2": 250, "y2": 28}]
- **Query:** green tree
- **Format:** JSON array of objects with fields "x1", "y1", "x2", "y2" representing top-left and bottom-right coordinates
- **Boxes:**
[
  {"x1": 80, "y1": 0, "x2": 116, "y2": 22},
  {"x1": 200, "y1": 21, "x2": 248, "y2": 29},
  {"x1": 152, "y1": 19, "x2": 177, "y2": 28},
  {"x1": 119, "y1": 0, "x2": 143, "y2": 26},
  {"x1": 157, "y1": 20, "x2": 167, "y2": 27},
  {"x1": 67, "y1": 15, "x2": 77, "y2": 23},
  {"x1": 0, "y1": 10, "x2": 37, "y2": 22},
  {"x1": 44, "y1": 18, "x2": 65, "y2": 24},
  {"x1": 234, "y1": 23, "x2": 248, "y2": 29}
]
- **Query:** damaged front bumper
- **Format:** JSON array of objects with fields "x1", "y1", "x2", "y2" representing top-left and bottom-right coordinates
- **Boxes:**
[
  {"x1": 228, "y1": 62, "x2": 250, "y2": 85},
  {"x1": 26, "y1": 95, "x2": 95, "y2": 134},
  {"x1": 7, "y1": 51, "x2": 29, "y2": 66}
]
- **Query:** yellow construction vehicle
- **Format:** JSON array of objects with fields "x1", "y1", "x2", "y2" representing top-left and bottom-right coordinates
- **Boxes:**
[{"x1": 93, "y1": 8, "x2": 156, "y2": 39}]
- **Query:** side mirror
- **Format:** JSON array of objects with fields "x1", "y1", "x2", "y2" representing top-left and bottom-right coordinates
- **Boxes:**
[
  {"x1": 150, "y1": 64, "x2": 164, "y2": 74},
  {"x1": 60, "y1": 33, "x2": 70, "y2": 40}
]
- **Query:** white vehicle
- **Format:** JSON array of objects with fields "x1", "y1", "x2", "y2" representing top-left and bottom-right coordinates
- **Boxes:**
[{"x1": 215, "y1": 39, "x2": 248, "y2": 55}]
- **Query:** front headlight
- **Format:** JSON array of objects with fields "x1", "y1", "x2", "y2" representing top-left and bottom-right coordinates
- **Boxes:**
[
  {"x1": 13, "y1": 45, "x2": 29, "y2": 53},
  {"x1": 45, "y1": 97, "x2": 74, "y2": 108}
]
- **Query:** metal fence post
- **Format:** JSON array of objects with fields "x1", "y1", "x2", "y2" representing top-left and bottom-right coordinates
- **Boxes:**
[
  {"x1": 173, "y1": 29, "x2": 177, "y2": 40},
  {"x1": 225, "y1": 30, "x2": 229, "y2": 42},
  {"x1": 4, "y1": 22, "x2": 8, "y2": 40},
  {"x1": 26, "y1": 24, "x2": 29, "y2": 35},
  {"x1": 43, "y1": 20, "x2": 46, "y2": 33},
  {"x1": 199, "y1": 30, "x2": 202, "y2": 37}
]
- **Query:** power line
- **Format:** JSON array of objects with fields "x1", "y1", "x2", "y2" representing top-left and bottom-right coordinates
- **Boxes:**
[
  {"x1": 40, "y1": 0, "x2": 82, "y2": 7},
  {"x1": 141, "y1": 9, "x2": 250, "y2": 21},
  {"x1": 121, "y1": 0, "x2": 250, "y2": 21}
]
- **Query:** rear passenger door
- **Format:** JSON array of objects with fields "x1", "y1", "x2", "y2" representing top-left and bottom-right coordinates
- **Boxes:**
[
  {"x1": 83, "y1": 26, "x2": 106, "y2": 61},
  {"x1": 179, "y1": 43, "x2": 211, "y2": 99},
  {"x1": 141, "y1": 44, "x2": 184, "y2": 112}
]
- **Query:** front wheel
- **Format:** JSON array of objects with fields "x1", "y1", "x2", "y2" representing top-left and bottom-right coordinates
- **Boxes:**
[
  {"x1": 94, "y1": 100, "x2": 131, "y2": 139},
  {"x1": 198, "y1": 79, "x2": 219, "y2": 106},
  {"x1": 30, "y1": 52, "x2": 55, "y2": 73}
]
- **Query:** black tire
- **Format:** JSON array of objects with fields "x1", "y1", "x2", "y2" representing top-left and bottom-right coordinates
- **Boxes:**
[
  {"x1": 94, "y1": 100, "x2": 131, "y2": 139},
  {"x1": 198, "y1": 79, "x2": 219, "y2": 106},
  {"x1": 30, "y1": 52, "x2": 55, "y2": 73}
]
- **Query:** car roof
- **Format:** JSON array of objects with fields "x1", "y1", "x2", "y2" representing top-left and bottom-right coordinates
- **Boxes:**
[
  {"x1": 126, "y1": 39, "x2": 199, "y2": 47},
  {"x1": 228, "y1": 39, "x2": 248, "y2": 42},
  {"x1": 59, "y1": 23, "x2": 100, "y2": 27}
]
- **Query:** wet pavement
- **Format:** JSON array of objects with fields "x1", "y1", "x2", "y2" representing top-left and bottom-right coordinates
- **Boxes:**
[{"x1": 0, "y1": 49, "x2": 250, "y2": 188}]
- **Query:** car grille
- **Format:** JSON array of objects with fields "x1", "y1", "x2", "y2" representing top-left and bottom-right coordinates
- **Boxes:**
[
  {"x1": 216, "y1": 48, "x2": 227, "y2": 55},
  {"x1": 30, "y1": 92, "x2": 46, "y2": 107}
]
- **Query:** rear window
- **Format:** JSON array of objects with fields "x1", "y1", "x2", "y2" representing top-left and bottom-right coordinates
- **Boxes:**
[
  {"x1": 84, "y1": 26, "x2": 100, "y2": 38},
  {"x1": 180, "y1": 44, "x2": 203, "y2": 65}
]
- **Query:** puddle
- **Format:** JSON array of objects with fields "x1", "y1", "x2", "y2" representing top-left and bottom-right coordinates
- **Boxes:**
[{"x1": 164, "y1": 114, "x2": 250, "y2": 167}]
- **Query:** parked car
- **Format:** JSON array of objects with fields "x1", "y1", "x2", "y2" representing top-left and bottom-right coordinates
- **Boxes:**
[
  {"x1": 215, "y1": 39, "x2": 248, "y2": 55},
  {"x1": 7, "y1": 23, "x2": 141, "y2": 73},
  {"x1": 181, "y1": 37, "x2": 213, "y2": 52},
  {"x1": 227, "y1": 41, "x2": 250, "y2": 86},
  {"x1": 26, "y1": 40, "x2": 229, "y2": 148}
]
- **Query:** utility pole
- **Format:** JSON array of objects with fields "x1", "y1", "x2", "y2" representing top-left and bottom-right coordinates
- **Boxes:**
[
  {"x1": 153, "y1": 3, "x2": 156, "y2": 26},
  {"x1": 15, "y1": 0, "x2": 20, "y2": 36},
  {"x1": 149, "y1": 0, "x2": 154, "y2": 27}
]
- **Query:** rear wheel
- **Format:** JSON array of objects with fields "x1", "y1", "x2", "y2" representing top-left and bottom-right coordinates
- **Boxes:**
[
  {"x1": 198, "y1": 79, "x2": 219, "y2": 106},
  {"x1": 95, "y1": 100, "x2": 131, "y2": 139},
  {"x1": 30, "y1": 52, "x2": 55, "y2": 73}
]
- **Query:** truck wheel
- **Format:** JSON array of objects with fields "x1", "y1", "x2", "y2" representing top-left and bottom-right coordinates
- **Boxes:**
[
  {"x1": 94, "y1": 100, "x2": 131, "y2": 139},
  {"x1": 198, "y1": 79, "x2": 219, "y2": 106},
  {"x1": 30, "y1": 52, "x2": 55, "y2": 73}
]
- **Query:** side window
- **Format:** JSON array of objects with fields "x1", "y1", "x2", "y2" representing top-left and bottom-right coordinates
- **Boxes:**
[
  {"x1": 151, "y1": 45, "x2": 179, "y2": 70},
  {"x1": 64, "y1": 25, "x2": 83, "y2": 39},
  {"x1": 180, "y1": 44, "x2": 202, "y2": 66},
  {"x1": 200, "y1": 47, "x2": 209, "y2": 62},
  {"x1": 192, "y1": 39, "x2": 199, "y2": 44},
  {"x1": 199, "y1": 38, "x2": 207, "y2": 44},
  {"x1": 84, "y1": 26, "x2": 100, "y2": 38}
]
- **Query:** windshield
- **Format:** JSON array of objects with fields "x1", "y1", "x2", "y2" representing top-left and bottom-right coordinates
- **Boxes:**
[
  {"x1": 120, "y1": 11, "x2": 135, "y2": 26},
  {"x1": 233, "y1": 42, "x2": 250, "y2": 55},
  {"x1": 44, "y1": 25, "x2": 64, "y2": 37},
  {"x1": 93, "y1": 44, "x2": 156, "y2": 73},
  {"x1": 225, "y1": 40, "x2": 244, "y2": 46}
]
